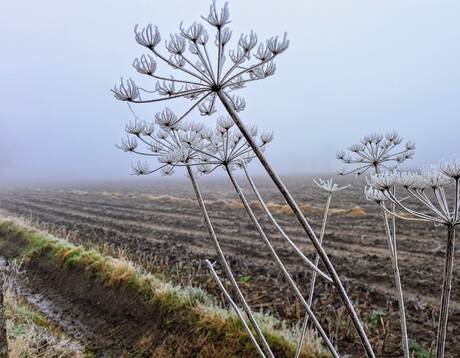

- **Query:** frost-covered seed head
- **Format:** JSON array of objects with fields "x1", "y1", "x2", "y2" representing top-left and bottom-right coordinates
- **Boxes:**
[
  {"x1": 395, "y1": 172, "x2": 420, "y2": 188},
  {"x1": 420, "y1": 165, "x2": 451, "y2": 188},
  {"x1": 238, "y1": 31, "x2": 258, "y2": 53},
  {"x1": 117, "y1": 137, "x2": 138, "y2": 152},
  {"x1": 134, "y1": 24, "x2": 161, "y2": 49},
  {"x1": 132, "y1": 55, "x2": 157, "y2": 76},
  {"x1": 260, "y1": 131, "x2": 274, "y2": 144},
  {"x1": 314, "y1": 179, "x2": 350, "y2": 193},
  {"x1": 267, "y1": 33, "x2": 289, "y2": 55},
  {"x1": 439, "y1": 158, "x2": 460, "y2": 180},
  {"x1": 155, "y1": 108, "x2": 180, "y2": 130},
  {"x1": 202, "y1": 1, "x2": 230, "y2": 28},
  {"x1": 115, "y1": 1, "x2": 289, "y2": 126},
  {"x1": 132, "y1": 161, "x2": 151, "y2": 175},
  {"x1": 368, "y1": 172, "x2": 397, "y2": 191},
  {"x1": 125, "y1": 120, "x2": 144, "y2": 135},
  {"x1": 217, "y1": 116, "x2": 234, "y2": 130},
  {"x1": 166, "y1": 34, "x2": 187, "y2": 55},
  {"x1": 112, "y1": 78, "x2": 139, "y2": 101},
  {"x1": 180, "y1": 22, "x2": 204, "y2": 42},
  {"x1": 338, "y1": 131, "x2": 415, "y2": 176},
  {"x1": 365, "y1": 187, "x2": 388, "y2": 203}
]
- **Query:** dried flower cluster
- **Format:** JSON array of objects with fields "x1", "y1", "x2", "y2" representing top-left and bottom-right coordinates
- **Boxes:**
[
  {"x1": 117, "y1": 112, "x2": 273, "y2": 177},
  {"x1": 337, "y1": 131, "x2": 415, "y2": 176},
  {"x1": 112, "y1": 1, "x2": 288, "y2": 122},
  {"x1": 339, "y1": 130, "x2": 413, "y2": 357},
  {"x1": 367, "y1": 159, "x2": 460, "y2": 226}
]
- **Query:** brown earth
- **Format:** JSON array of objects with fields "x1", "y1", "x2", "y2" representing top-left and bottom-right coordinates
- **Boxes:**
[{"x1": 0, "y1": 174, "x2": 458, "y2": 357}]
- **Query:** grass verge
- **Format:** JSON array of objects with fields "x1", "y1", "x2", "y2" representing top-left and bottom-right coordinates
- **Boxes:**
[{"x1": 0, "y1": 218, "x2": 326, "y2": 357}]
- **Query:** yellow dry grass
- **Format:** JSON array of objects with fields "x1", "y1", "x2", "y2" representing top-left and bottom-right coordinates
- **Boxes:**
[
  {"x1": 330, "y1": 206, "x2": 366, "y2": 217},
  {"x1": 106, "y1": 257, "x2": 137, "y2": 286}
]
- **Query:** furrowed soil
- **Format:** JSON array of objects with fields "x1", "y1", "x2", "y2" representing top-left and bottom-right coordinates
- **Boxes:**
[{"x1": 0, "y1": 175, "x2": 458, "y2": 357}]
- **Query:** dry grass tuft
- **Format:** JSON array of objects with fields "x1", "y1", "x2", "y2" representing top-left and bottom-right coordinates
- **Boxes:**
[
  {"x1": 299, "y1": 204, "x2": 323, "y2": 214},
  {"x1": 330, "y1": 206, "x2": 366, "y2": 217},
  {"x1": 106, "y1": 257, "x2": 137, "y2": 286},
  {"x1": 228, "y1": 200, "x2": 244, "y2": 209}
]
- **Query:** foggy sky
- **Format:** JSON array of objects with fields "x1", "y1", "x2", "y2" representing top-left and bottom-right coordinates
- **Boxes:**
[{"x1": 1, "y1": 0, "x2": 459, "y2": 185}]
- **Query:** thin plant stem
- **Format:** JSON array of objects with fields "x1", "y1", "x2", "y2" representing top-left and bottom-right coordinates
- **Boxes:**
[
  {"x1": 205, "y1": 259, "x2": 267, "y2": 358},
  {"x1": 240, "y1": 162, "x2": 333, "y2": 284},
  {"x1": 436, "y1": 225, "x2": 456, "y2": 358},
  {"x1": 186, "y1": 166, "x2": 274, "y2": 358},
  {"x1": 241, "y1": 162, "x2": 333, "y2": 357},
  {"x1": 382, "y1": 206, "x2": 409, "y2": 358},
  {"x1": 308, "y1": 193, "x2": 332, "y2": 307},
  {"x1": 375, "y1": 174, "x2": 410, "y2": 358},
  {"x1": 218, "y1": 91, "x2": 375, "y2": 358},
  {"x1": 297, "y1": 193, "x2": 331, "y2": 358},
  {"x1": 295, "y1": 312, "x2": 310, "y2": 358},
  {"x1": 225, "y1": 166, "x2": 339, "y2": 358}
]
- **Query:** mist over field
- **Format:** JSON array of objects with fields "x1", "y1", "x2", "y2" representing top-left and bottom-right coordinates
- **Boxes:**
[{"x1": 1, "y1": 0, "x2": 459, "y2": 185}]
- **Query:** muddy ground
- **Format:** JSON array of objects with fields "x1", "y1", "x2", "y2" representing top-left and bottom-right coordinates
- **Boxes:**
[{"x1": 0, "y1": 174, "x2": 458, "y2": 357}]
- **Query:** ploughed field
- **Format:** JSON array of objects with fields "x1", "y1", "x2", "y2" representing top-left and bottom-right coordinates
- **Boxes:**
[{"x1": 1, "y1": 175, "x2": 458, "y2": 356}]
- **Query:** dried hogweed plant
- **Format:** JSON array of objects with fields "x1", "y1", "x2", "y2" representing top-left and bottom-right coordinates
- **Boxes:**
[
  {"x1": 119, "y1": 115, "x2": 279, "y2": 355},
  {"x1": 307, "y1": 180, "x2": 349, "y2": 308},
  {"x1": 338, "y1": 132, "x2": 415, "y2": 358},
  {"x1": 118, "y1": 114, "x2": 341, "y2": 356},
  {"x1": 114, "y1": 2, "x2": 375, "y2": 356},
  {"x1": 296, "y1": 179, "x2": 349, "y2": 356},
  {"x1": 367, "y1": 159, "x2": 460, "y2": 358}
]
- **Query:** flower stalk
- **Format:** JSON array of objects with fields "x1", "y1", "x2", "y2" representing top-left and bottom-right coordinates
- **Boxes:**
[
  {"x1": 187, "y1": 166, "x2": 274, "y2": 357},
  {"x1": 240, "y1": 162, "x2": 333, "y2": 284},
  {"x1": 339, "y1": 132, "x2": 414, "y2": 357},
  {"x1": 205, "y1": 259, "x2": 267, "y2": 358},
  {"x1": 367, "y1": 160, "x2": 460, "y2": 357},
  {"x1": 225, "y1": 165, "x2": 339, "y2": 357},
  {"x1": 436, "y1": 225, "x2": 456, "y2": 358},
  {"x1": 219, "y1": 92, "x2": 375, "y2": 358}
]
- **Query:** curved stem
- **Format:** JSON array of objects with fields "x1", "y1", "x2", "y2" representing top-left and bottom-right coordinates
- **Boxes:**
[
  {"x1": 226, "y1": 166, "x2": 339, "y2": 357},
  {"x1": 218, "y1": 91, "x2": 375, "y2": 358},
  {"x1": 240, "y1": 162, "x2": 332, "y2": 283},
  {"x1": 186, "y1": 166, "x2": 274, "y2": 358},
  {"x1": 436, "y1": 225, "x2": 456, "y2": 358}
]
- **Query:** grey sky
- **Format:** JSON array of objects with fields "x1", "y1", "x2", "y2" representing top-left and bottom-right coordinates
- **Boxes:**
[{"x1": 1, "y1": 0, "x2": 459, "y2": 184}]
